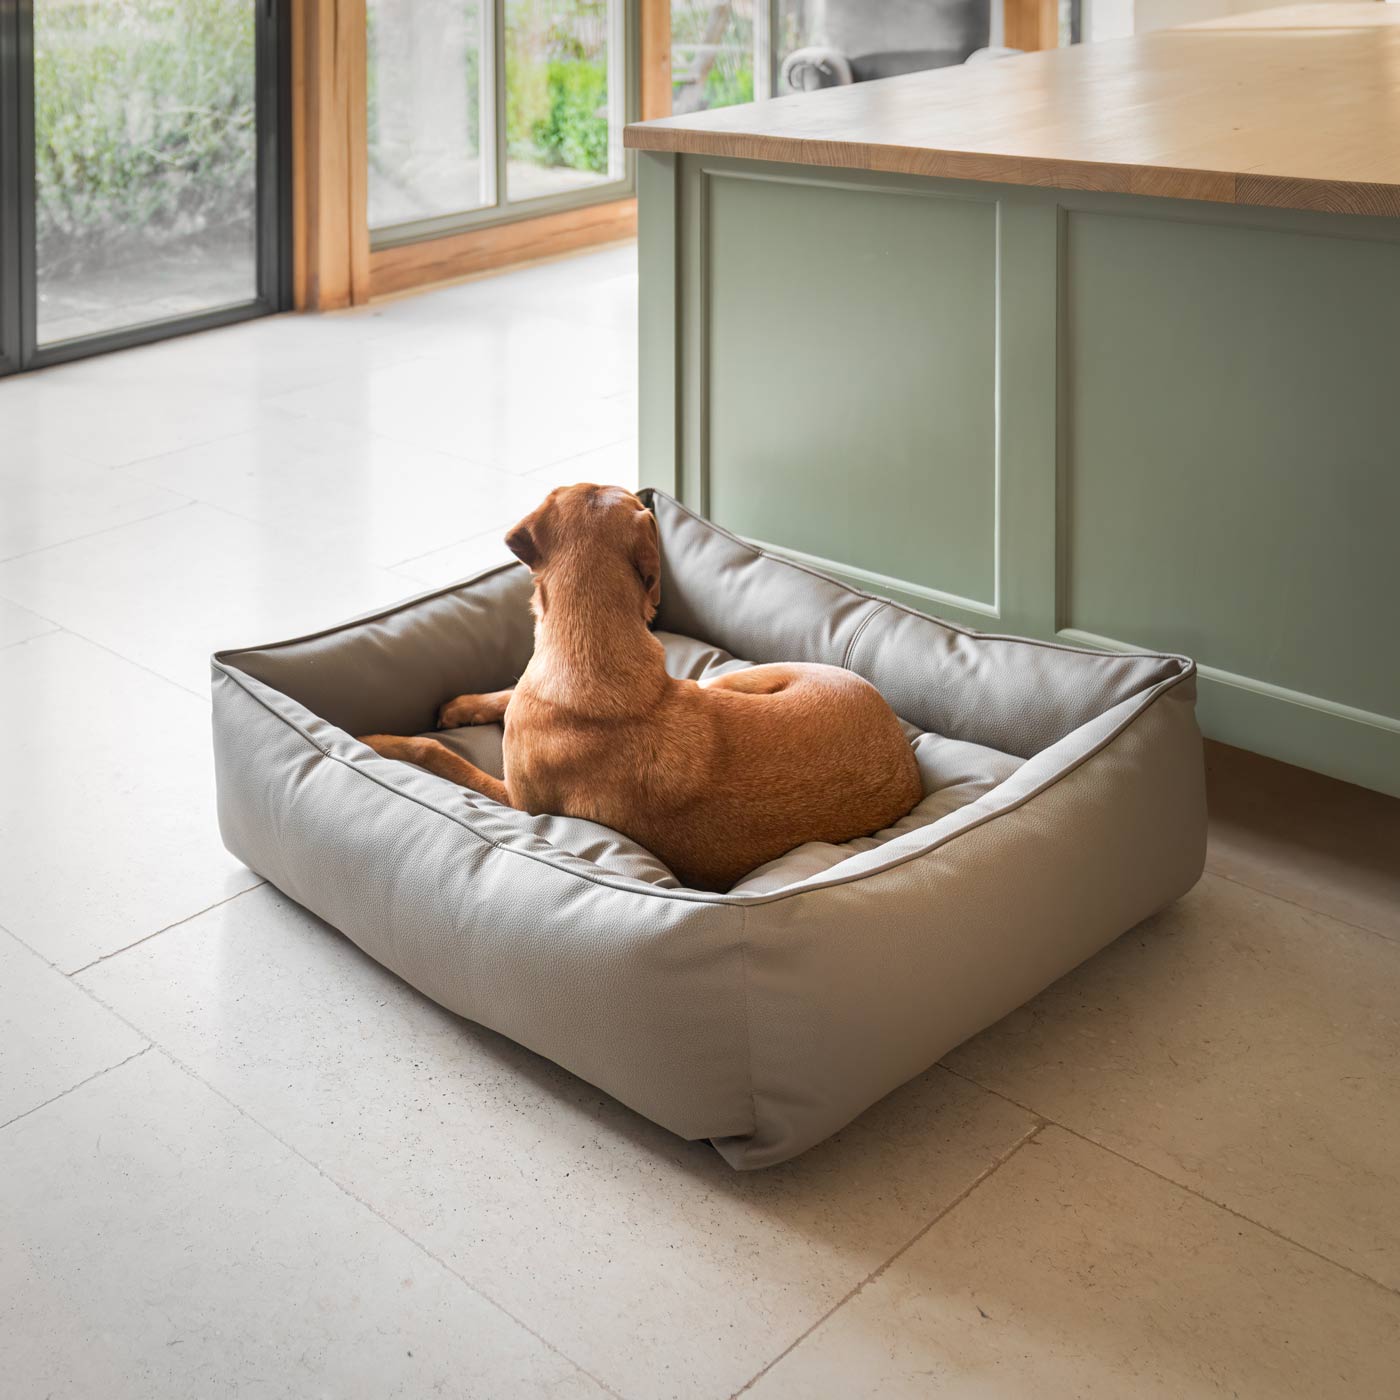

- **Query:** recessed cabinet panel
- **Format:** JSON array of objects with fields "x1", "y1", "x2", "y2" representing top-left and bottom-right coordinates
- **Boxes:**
[
  {"x1": 1063, "y1": 210, "x2": 1400, "y2": 717},
  {"x1": 705, "y1": 174, "x2": 999, "y2": 609}
]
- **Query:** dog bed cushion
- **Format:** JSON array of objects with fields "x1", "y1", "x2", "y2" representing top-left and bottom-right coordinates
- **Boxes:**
[{"x1": 211, "y1": 489, "x2": 1206, "y2": 1168}]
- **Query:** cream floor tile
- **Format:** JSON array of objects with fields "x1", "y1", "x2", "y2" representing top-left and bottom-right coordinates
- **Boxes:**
[
  {"x1": 0, "y1": 452, "x2": 189, "y2": 561},
  {"x1": 1205, "y1": 740, "x2": 1400, "y2": 941},
  {"x1": 0, "y1": 632, "x2": 260, "y2": 971},
  {"x1": 0, "y1": 929, "x2": 147, "y2": 1125},
  {"x1": 0, "y1": 1050, "x2": 607, "y2": 1400},
  {"x1": 391, "y1": 529, "x2": 517, "y2": 588},
  {"x1": 386, "y1": 437, "x2": 641, "y2": 588},
  {"x1": 455, "y1": 244, "x2": 638, "y2": 328},
  {"x1": 0, "y1": 597, "x2": 57, "y2": 648},
  {"x1": 370, "y1": 245, "x2": 635, "y2": 325},
  {"x1": 80, "y1": 884, "x2": 1040, "y2": 1400},
  {"x1": 365, "y1": 302, "x2": 636, "y2": 402},
  {"x1": 529, "y1": 435, "x2": 640, "y2": 492},
  {"x1": 489, "y1": 263, "x2": 639, "y2": 334},
  {"x1": 270, "y1": 354, "x2": 634, "y2": 475},
  {"x1": 944, "y1": 873, "x2": 1400, "y2": 1289},
  {"x1": 52, "y1": 304, "x2": 419, "y2": 397},
  {"x1": 0, "y1": 368, "x2": 273, "y2": 468},
  {"x1": 746, "y1": 1128, "x2": 1400, "y2": 1400},
  {"x1": 388, "y1": 438, "x2": 640, "y2": 586},
  {"x1": 125, "y1": 410, "x2": 544, "y2": 568},
  {"x1": 0, "y1": 502, "x2": 411, "y2": 696}
]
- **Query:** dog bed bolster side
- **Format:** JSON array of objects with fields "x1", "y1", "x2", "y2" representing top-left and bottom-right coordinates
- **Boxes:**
[
  {"x1": 211, "y1": 661, "x2": 756, "y2": 1145},
  {"x1": 713, "y1": 672, "x2": 1205, "y2": 1169}
]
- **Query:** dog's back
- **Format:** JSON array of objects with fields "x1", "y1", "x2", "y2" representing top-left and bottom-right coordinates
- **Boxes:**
[
  {"x1": 506, "y1": 660, "x2": 921, "y2": 891},
  {"x1": 364, "y1": 484, "x2": 924, "y2": 892}
]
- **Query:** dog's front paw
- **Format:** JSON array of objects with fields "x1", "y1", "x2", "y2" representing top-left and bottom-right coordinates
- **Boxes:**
[{"x1": 438, "y1": 697, "x2": 486, "y2": 729}]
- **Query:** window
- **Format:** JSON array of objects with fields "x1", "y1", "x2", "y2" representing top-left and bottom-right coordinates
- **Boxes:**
[
  {"x1": 1, "y1": 0, "x2": 284, "y2": 372},
  {"x1": 367, "y1": 0, "x2": 628, "y2": 246},
  {"x1": 668, "y1": 0, "x2": 813, "y2": 114},
  {"x1": 366, "y1": 0, "x2": 493, "y2": 231}
]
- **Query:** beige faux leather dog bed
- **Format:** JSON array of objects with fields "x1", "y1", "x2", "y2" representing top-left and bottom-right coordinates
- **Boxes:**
[{"x1": 211, "y1": 490, "x2": 1207, "y2": 1168}]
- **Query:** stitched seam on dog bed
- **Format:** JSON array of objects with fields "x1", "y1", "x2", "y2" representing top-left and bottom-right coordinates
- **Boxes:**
[
  {"x1": 840, "y1": 600, "x2": 888, "y2": 671},
  {"x1": 646, "y1": 489, "x2": 1196, "y2": 676},
  {"x1": 214, "y1": 658, "x2": 1192, "y2": 908}
]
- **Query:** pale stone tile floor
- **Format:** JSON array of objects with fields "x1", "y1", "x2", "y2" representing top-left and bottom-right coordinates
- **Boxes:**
[{"x1": 1, "y1": 243, "x2": 1397, "y2": 1399}]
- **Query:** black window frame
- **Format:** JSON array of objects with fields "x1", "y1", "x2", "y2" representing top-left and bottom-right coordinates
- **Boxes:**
[{"x1": 0, "y1": 0, "x2": 290, "y2": 378}]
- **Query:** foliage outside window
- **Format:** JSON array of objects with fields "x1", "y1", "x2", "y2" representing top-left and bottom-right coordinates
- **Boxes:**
[
  {"x1": 367, "y1": 0, "x2": 619, "y2": 236},
  {"x1": 670, "y1": 0, "x2": 813, "y2": 114},
  {"x1": 505, "y1": 0, "x2": 612, "y2": 176},
  {"x1": 33, "y1": 0, "x2": 256, "y2": 275}
]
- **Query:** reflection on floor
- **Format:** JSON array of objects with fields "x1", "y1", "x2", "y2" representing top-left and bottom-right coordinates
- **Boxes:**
[
  {"x1": 36, "y1": 233, "x2": 258, "y2": 346},
  {"x1": 1, "y1": 243, "x2": 1397, "y2": 1399}
]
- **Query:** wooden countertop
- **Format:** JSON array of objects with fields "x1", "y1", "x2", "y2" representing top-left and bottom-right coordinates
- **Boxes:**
[{"x1": 623, "y1": 5, "x2": 1400, "y2": 217}]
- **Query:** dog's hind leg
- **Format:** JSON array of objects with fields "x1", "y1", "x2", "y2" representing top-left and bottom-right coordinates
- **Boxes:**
[
  {"x1": 437, "y1": 689, "x2": 514, "y2": 729},
  {"x1": 357, "y1": 734, "x2": 512, "y2": 806}
]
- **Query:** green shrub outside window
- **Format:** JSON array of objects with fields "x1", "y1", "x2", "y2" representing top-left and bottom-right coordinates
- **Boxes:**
[{"x1": 34, "y1": 0, "x2": 256, "y2": 271}]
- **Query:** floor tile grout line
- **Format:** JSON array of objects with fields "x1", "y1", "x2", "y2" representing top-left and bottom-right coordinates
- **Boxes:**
[
  {"x1": 522, "y1": 430, "x2": 638, "y2": 479},
  {"x1": 193, "y1": 497, "x2": 436, "y2": 574},
  {"x1": 20, "y1": 385, "x2": 315, "y2": 476},
  {"x1": 102, "y1": 410, "x2": 315, "y2": 475},
  {"x1": 64, "y1": 977, "x2": 624, "y2": 1400},
  {"x1": 67, "y1": 882, "x2": 267, "y2": 978},
  {"x1": 382, "y1": 448, "x2": 639, "y2": 576},
  {"x1": 729, "y1": 1120, "x2": 1047, "y2": 1399},
  {"x1": 1, "y1": 618, "x2": 214, "y2": 703},
  {"x1": 385, "y1": 530, "x2": 513, "y2": 575},
  {"x1": 0, "y1": 622, "x2": 63, "y2": 652},
  {"x1": 1204, "y1": 865, "x2": 1400, "y2": 947},
  {"x1": 938, "y1": 1063, "x2": 1400, "y2": 1300},
  {"x1": 0, "y1": 497, "x2": 198, "y2": 567},
  {"x1": 0, "y1": 1044, "x2": 153, "y2": 1134},
  {"x1": 0, "y1": 598, "x2": 63, "y2": 631},
  {"x1": 143, "y1": 476, "x2": 524, "y2": 574},
  {"x1": 265, "y1": 402, "x2": 502, "y2": 476},
  {"x1": 264, "y1": 388, "x2": 633, "y2": 482}
]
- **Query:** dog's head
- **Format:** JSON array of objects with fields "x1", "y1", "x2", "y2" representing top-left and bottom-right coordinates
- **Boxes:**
[{"x1": 505, "y1": 484, "x2": 661, "y2": 622}]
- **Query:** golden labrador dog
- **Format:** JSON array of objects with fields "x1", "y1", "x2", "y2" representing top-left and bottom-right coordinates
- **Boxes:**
[{"x1": 361, "y1": 485, "x2": 921, "y2": 891}]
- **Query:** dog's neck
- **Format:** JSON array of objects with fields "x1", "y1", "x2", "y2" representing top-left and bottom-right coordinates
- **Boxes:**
[{"x1": 524, "y1": 555, "x2": 668, "y2": 718}]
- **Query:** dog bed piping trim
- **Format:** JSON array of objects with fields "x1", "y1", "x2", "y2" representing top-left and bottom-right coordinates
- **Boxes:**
[{"x1": 214, "y1": 657, "x2": 1192, "y2": 909}]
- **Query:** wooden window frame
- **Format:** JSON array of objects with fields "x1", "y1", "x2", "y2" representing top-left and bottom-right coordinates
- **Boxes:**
[
  {"x1": 1004, "y1": 0, "x2": 1059, "y2": 51},
  {"x1": 640, "y1": 0, "x2": 672, "y2": 119},
  {"x1": 292, "y1": 0, "x2": 641, "y2": 308},
  {"x1": 290, "y1": 0, "x2": 1053, "y2": 307},
  {"x1": 292, "y1": 0, "x2": 370, "y2": 310}
]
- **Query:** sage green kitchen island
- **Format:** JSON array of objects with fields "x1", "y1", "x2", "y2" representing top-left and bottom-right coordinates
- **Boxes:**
[{"x1": 625, "y1": 5, "x2": 1400, "y2": 797}]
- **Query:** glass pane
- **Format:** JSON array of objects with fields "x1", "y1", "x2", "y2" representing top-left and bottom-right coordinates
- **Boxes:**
[
  {"x1": 776, "y1": 0, "x2": 817, "y2": 95},
  {"x1": 33, "y1": 0, "x2": 259, "y2": 346},
  {"x1": 505, "y1": 0, "x2": 619, "y2": 204},
  {"x1": 670, "y1": 1, "x2": 753, "y2": 114},
  {"x1": 367, "y1": 0, "x2": 490, "y2": 234}
]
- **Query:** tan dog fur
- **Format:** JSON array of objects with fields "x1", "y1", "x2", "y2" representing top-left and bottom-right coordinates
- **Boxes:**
[{"x1": 361, "y1": 485, "x2": 922, "y2": 891}]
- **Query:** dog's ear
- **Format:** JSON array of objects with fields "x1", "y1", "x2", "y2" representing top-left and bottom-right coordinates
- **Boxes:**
[
  {"x1": 632, "y1": 509, "x2": 662, "y2": 618},
  {"x1": 505, "y1": 510, "x2": 542, "y2": 569}
]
